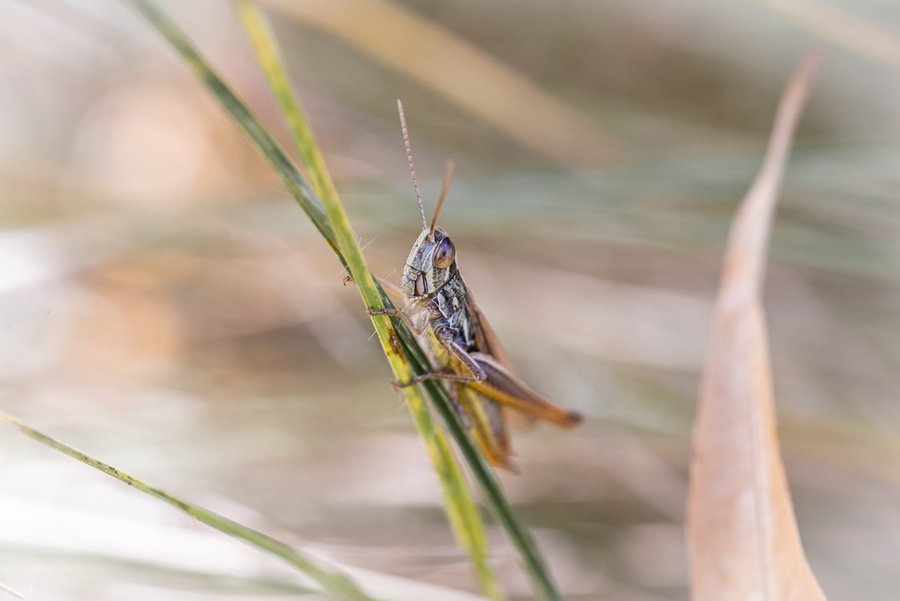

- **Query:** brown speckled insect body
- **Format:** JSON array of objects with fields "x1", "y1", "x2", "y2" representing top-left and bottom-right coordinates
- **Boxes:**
[{"x1": 383, "y1": 101, "x2": 582, "y2": 471}]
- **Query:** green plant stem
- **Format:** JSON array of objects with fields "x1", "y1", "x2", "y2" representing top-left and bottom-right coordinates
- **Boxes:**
[
  {"x1": 0, "y1": 411, "x2": 377, "y2": 601},
  {"x1": 397, "y1": 330, "x2": 563, "y2": 601},
  {"x1": 234, "y1": 3, "x2": 504, "y2": 599},
  {"x1": 122, "y1": 0, "x2": 340, "y2": 260},
  {"x1": 124, "y1": 2, "x2": 564, "y2": 599}
]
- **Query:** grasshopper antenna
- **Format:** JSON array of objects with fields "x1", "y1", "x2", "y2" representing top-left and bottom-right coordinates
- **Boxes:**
[
  {"x1": 429, "y1": 160, "x2": 455, "y2": 241},
  {"x1": 397, "y1": 99, "x2": 427, "y2": 231}
]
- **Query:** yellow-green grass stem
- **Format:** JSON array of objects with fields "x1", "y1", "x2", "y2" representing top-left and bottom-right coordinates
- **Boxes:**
[
  {"x1": 235, "y1": 4, "x2": 503, "y2": 599},
  {"x1": 0, "y1": 411, "x2": 377, "y2": 601},
  {"x1": 124, "y1": 2, "x2": 564, "y2": 600}
]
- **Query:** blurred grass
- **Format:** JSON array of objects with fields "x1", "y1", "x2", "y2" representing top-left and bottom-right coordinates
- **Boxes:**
[
  {"x1": 1, "y1": 1, "x2": 900, "y2": 600},
  {"x1": 756, "y1": 0, "x2": 900, "y2": 70},
  {"x1": 0, "y1": 411, "x2": 378, "y2": 601},
  {"x1": 0, "y1": 581, "x2": 24, "y2": 600},
  {"x1": 256, "y1": 0, "x2": 615, "y2": 166}
]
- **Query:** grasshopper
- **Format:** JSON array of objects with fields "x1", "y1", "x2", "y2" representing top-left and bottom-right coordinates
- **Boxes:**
[{"x1": 374, "y1": 101, "x2": 582, "y2": 471}]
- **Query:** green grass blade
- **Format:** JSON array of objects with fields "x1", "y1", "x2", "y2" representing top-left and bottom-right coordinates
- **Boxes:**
[
  {"x1": 123, "y1": 2, "x2": 563, "y2": 599},
  {"x1": 397, "y1": 329, "x2": 564, "y2": 601},
  {"x1": 429, "y1": 429, "x2": 500, "y2": 599},
  {"x1": 235, "y1": 3, "x2": 504, "y2": 600},
  {"x1": 235, "y1": 0, "x2": 335, "y2": 208},
  {"x1": 0, "y1": 411, "x2": 377, "y2": 601},
  {"x1": 122, "y1": 0, "x2": 341, "y2": 257}
]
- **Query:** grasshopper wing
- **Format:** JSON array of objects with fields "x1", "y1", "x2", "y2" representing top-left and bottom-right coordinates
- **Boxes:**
[
  {"x1": 452, "y1": 301, "x2": 581, "y2": 471},
  {"x1": 467, "y1": 295, "x2": 515, "y2": 371},
  {"x1": 467, "y1": 294, "x2": 541, "y2": 429},
  {"x1": 468, "y1": 295, "x2": 581, "y2": 429},
  {"x1": 468, "y1": 352, "x2": 582, "y2": 429},
  {"x1": 454, "y1": 383, "x2": 519, "y2": 472}
]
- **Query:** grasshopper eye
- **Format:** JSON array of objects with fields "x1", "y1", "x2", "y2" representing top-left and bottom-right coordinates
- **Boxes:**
[{"x1": 432, "y1": 237, "x2": 455, "y2": 269}]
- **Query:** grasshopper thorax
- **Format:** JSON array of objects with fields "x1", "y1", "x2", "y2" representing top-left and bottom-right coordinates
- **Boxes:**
[{"x1": 402, "y1": 227, "x2": 457, "y2": 299}]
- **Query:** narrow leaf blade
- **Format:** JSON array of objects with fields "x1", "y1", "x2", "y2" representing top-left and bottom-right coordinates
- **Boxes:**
[
  {"x1": 258, "y1": 0, "x2": 615, "y2": 166},
  {"x1": 122, "y1": 0, "x2": 340, "y2": 256},
  {"x1": 235, "y1": 3, "x2": 506, "y2": 600},
  {"x1": 123, "y1": 2, "x2": 561, "y2": 599},
  {"x1": 0, "y1": 411, "x2": 377, "y2": 601}
]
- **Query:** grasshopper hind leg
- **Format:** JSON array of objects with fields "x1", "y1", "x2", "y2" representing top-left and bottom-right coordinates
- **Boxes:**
[
  {"x1": 455, "y1": 383, "x2": 519, "y2": 472},
  {"x1": 469, "y1": 353, "x2": 583, "y2": 429},
  {"x1": 447, "y1": 382, "x2": 471, "y2": 429}
]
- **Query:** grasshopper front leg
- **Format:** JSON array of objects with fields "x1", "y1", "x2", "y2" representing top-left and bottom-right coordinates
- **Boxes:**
[
  {"x1": 368, "y1": 301, "x2": 482, "y2": 387},
  {"x1": 368, "y1": 297, "x2": 434, "y2": 335}
]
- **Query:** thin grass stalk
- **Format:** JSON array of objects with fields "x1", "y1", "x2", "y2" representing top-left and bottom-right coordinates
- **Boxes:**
[
  {"x1": 234, "y1": 4, "x2": 503, "y2": 599},
  {"x1": 123, "y1": 2, "x2": 564, "y2": 599},
  {"x1": 121, "y1": 2, "x2": 339, "y2": 259},
  {"x1": 0, "y1": 411, "x2": 377, "y2": 601}
]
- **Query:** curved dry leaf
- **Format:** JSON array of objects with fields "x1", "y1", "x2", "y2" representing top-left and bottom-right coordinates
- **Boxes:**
[
  {"x1": 257, "y1": 0, "x2": 615, "y2": 166},
  {"x1": 756, "y1": 0, "x2": 900, "y2": 71},
  {"x1": 687, "y1": 56, "x2": 827, "y2": 601}
]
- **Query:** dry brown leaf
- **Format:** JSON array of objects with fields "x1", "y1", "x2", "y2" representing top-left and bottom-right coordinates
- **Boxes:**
[{"x1": 686, "y1": 55, "x2": 827, "y2": 601}]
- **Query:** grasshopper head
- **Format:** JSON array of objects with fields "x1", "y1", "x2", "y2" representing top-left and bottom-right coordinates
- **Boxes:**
[
  {"x1": 402, "y1": 227, "x2": 456, "y2": 298},
  {"x1": 396, "y1": 100, "x2": 458, "y2": 299}
]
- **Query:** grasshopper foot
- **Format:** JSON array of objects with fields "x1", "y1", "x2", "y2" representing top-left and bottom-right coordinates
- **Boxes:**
[
  {"x1": 392, "y1": 371, "x2": 442, "y2": 389},
  {"x1": 391, "y1": 373, "x2": 429, "y2": 389},
  {"x1": 391, "y1": 371, "x2": 479, "y2": 390}
]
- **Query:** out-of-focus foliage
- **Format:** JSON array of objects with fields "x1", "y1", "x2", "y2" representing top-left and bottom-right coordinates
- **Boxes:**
[{"x1": 1, "y1": 1, "x2": 899, "y2": 600}]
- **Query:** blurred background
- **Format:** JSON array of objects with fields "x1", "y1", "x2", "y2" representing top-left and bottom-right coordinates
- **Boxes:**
[{"x1": 1, "y1": 1, "x2": 899, "y2": 600}]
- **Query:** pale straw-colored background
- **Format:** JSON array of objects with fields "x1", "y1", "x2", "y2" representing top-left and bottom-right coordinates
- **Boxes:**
[{"x1": 1, "y1": 1, "x2": 899, "y2": 599}]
